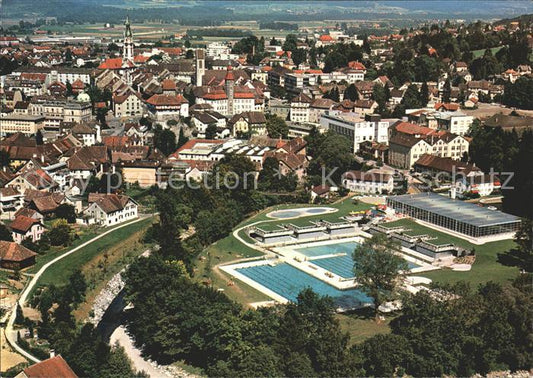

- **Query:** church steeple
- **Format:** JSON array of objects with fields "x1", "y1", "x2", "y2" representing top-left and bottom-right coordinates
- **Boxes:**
[
  {"x1": 124, "y1": 16, "x2": 133, "y2": 39},
  {"x1": 122, "y1": 16, "x2": 134, "y2": 85},
  {"x1": 123, "y1": 16, "x2": 134, "y2": 63}
]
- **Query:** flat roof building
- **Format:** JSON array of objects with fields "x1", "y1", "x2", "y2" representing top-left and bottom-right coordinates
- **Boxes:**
[{"x1": 386, "y1": 193, "x2": 521, "y2": 238}]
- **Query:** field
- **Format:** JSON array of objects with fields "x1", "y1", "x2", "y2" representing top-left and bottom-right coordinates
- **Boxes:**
[
  {"x1": 35, "y1": 217, "x2": 153, "y2": 288},
  {"x1": 381, "y1": 218, "x2": 519, "y2": 286}
]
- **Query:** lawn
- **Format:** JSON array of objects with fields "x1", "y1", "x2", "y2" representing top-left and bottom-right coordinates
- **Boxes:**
[
  {"x1": 381, "y1": 218, "x2": 474, "y2": 248},
  {"x1": 471, "y1": 46, "x2": 505, "y2": 58},
  {"x1": 336, "y1": 308, "x2": 394, "y2": 346},
  {"x1": 26, "y1": 225, "x2": 100, "y2": 274},
  {"x1": 381, "y1": 219, "x2": 519, "y2": 286},
  {"x1": 33, "y1": 217, "x2": 154, "y2": 290}
]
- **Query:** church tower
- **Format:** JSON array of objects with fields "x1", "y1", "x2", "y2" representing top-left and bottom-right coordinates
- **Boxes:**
[
  {"x1": 195, "y1": 49, "x2": 205, "y2": 87},
  {"x1": 225, "y1": 66, "x2": 235, "y2": 116},
  {"x1": 123, "y1": 16, "x2": 134, "y2": 62},
  {"x1": 122, "y1": 16, "x2": 134, "y2": 85}
]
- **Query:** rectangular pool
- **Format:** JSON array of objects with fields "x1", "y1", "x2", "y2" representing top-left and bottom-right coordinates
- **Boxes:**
[
  {"x1": 311, "y1": 254, "x2": 421, "y2": 279},
  {"x1": 237, "y1": 262, "x2": 372, "y2": 308},
  {"x1": 294, "y1": 241, "x2": 359, "y2": 258}
]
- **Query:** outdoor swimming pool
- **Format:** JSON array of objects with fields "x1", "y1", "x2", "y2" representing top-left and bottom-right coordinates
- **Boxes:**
[
  {"x1": 294, "y1": 241, "x2": 358, "y2": 258},
  {"x1": 311, "y1": 254, "x2": 421, "y2": 279},
  {"x1": 236, "y1": 262, "x2": 372, "y2": 308},
  {"x1": 294, "y1": 240, "x2": 421, "y2": 279},
  {"x1": 267, "y1": 207, "x2": 336, "y2": 219}
]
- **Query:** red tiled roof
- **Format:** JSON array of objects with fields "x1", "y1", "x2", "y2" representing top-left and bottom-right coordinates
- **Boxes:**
[
  {"x1": 434, "y1": 103, "x2": 459, "y2": 111},
  {"x1": 98, "y1": 57, "x2": 134, "y2": 70},
  {"x1": 11, "y1": 215, "x2": 41, "y2": 233},
  {"x1": 395, "y1": 122, "x2": 436, "y2": 136},
  {"x1": 23, "y1": 355, "x2": 77, "y2": 378},
  {"x1": 146, "y1": 94, "x2": 188, "y2": 106},
  {"x1": 161, "y1": 79, "x2": 176, "y2": 91},
  {"x1": 0, "y1": 241, "x2": 37, "y2": 262},
  {"x1": 348, "y1": 61, "x2": 366, "y2": 70},
  {"x1": 319, "y1": 35, "x2": 333, "y2": 42}
]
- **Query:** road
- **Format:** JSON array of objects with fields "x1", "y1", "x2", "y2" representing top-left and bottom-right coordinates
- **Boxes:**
[{"x1": 4, "y1": 215, "x2": 153, "y2": 364}]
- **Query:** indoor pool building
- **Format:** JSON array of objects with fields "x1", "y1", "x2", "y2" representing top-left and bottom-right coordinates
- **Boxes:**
[{"x1": 386, "y1": 193, "x2": 521, "y2": 238}]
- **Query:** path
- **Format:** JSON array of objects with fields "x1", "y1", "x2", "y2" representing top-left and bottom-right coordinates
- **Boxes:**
[
  {"x1": 110, "y1": 326, "x2": 172, "y2": 377},
  {"x1": 4, "y1": 215, "x2": 154, "y2": 364}
]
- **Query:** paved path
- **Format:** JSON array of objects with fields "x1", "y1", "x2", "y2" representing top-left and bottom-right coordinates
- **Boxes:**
[{"x1": 4, "y1": 215, "x2": 154, "y2": 364}]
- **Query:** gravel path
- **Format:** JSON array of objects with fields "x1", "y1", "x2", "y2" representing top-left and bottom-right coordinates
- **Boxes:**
[{"x1": 110, "y1": 326, "x2": 172, "y2": 377}]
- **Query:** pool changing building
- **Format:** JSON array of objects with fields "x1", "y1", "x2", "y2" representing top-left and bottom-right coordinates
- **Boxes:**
[{"x1": 386, "y1": 193, "x2": 521, "y2": 238}]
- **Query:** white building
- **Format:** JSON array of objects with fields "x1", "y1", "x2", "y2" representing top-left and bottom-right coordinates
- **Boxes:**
[
  {"x1": 433, "y1": 111, "x2": 473, "y2": 136},
  {"x1": 342, "y1": 169, "x2": 394, "y2": 194},
  {"x1": 320, "y1": 111, "x2": 393, "y2": 152},
  {"x1": 81, "y1": 194, "x2": 138, "y2": 227}
]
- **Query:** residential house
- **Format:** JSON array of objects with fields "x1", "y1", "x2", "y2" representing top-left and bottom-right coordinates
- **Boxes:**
[
  {"x1": 289, "y1": 93, "x2": 312, "y2": 123},
  {"x1": 228, "y1": 111, "x2": 267, "y2": 137},
  {"x1": 15, "y1": 355, "x2": 77, "y2": 378},
  {"x1": 0, "y1": 187, "x2": 24, "y2": 220},
  {"x1": 81, "y1": 193, "x2": 138, "y2": 226},
  {"x1": 10, "y1": 215, "x2": 45, "y2": 244},
  {"x1": 0, "y1": 241, "x2": 37, "y2": 270},
  {"x1": 113, "y1": 91, "x2": 144, "y2": 118}
]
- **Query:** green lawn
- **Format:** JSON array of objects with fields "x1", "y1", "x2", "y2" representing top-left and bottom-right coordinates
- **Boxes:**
[
  {"x1": 422, "y1": 239, "x2": 518, "y2": 287},
  {"x1": 34, "y1": 218, "x2": 154, "y2": 289},
  {"x1": 381, "y1": 219, "x2": 519, "y2": 286},
  {"x1": 336, "y1": 309, "x2": 394, "y2": 346},
  {"x1": 26, "y1": 226, "x2": 100, "y2": 274},
  {"x1": 381, "y1": 218, "x2": 474, "y2": 248},
  {"x1": 471, "y1": 46, "x2": 505, "y2": 58}
]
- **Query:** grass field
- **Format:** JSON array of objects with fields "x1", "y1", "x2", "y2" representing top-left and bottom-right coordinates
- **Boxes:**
[
  {"x1": 336, "y1": 308, "x2": 394, "y2": 345},
  {"x1": 381, "y1": 218, "x2": 519, "y2": 286},
  {"x1": 34, "y1": 217, "x2": 154, "y2": 290},
  {"x1": 471, "y1": 46, "x2": 505, "y2": 58}
]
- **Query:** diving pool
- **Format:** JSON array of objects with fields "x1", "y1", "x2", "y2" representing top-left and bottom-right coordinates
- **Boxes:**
[
  {"x1": 267, "y1": 207, "x2": 336, "y2": 219},
  {"x1": 236, "y1": 262, "x2": 372, "y2": 308}
]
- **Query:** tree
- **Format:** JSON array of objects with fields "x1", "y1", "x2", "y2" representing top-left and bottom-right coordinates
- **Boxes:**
[
  {"x1": 153, "y1": 125, "x2": 177, "y2": 156},
  {"x1": 419, "y1": 82, "x2": 430, "y2": 106},
  {"x1": 0, "y1": 223, "x2": 13, "y2": 241},
  {"x1": 265, "y1": 114, "x2": 289, "y2": 139},
  {"x1": 372, "y1": 84, "x2": 388, "y2": 113},
  {"x1": 66, "y1": 80, "x2": 73, "y2": 97},
  {"x1": 344, "y1": 83, "x2": 359, "y2": 102},
  {"x1": 35, "y1": 130, "x2": 44, "y2": 145},
  {"x1": 47, "y1": 219, "x2": 72, "y2": 247},
  {"x1": 401, "y1": 84, "x2": 423, "y2": 109},
  {"x1": 353, "y1": 234, "x2": 408, "y2": 317},
  {"x1": 205, "y1": 123, "x2": 218, "y2": 139},
  {"x1": 0, "y1": 150, "x2": 9, "y2": 167},
  {"x1": 282, "y1": 34, "x2": 298, "y2": 52},
  {"x1": 55, "y1": 204, "x2": 76, "y2": 223},
  {"x1": 292, "y1": 48, "x2": 307, "y2": 67}
]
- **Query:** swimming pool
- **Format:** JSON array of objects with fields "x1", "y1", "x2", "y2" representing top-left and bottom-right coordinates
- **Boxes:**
[
  {"x1": 311, "y1": 253, "x2": 421, "y2": 279},
  {"x1": 267, "y1": 207, "x2": 336, "y2": 219},
  {"x1": 294, "y1": 241, "x2": 358, "y2": 258},
  {"x1": 237, "y1": 263, "x2": 372, "y2": 308}
]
